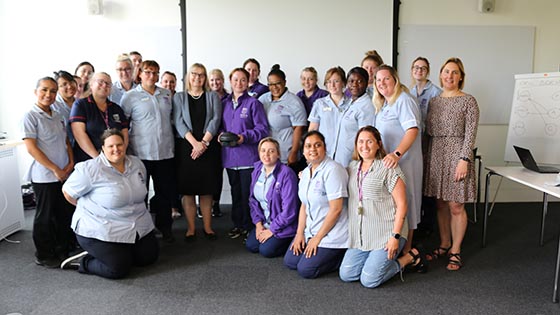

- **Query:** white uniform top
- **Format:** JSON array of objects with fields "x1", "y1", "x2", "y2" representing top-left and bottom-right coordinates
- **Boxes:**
[
  {"x1": 308, "y1": 94, "x2": 374, "y2": 167},
  {"x1": 411, "y1": 80, "x2": 442, "y2": 131},
  {"x1": 298, "y1": 157, "x2": 348, "y2": 248},
  {"x1": 259, "y1": 90, "x2": 307, "y2": 163},
  {"x1": 120, "y1": 85, "x2": 174, "y2": 160},
  {"x1": 373, "y1": 91, "x2": 423, "y2": 229},
  {"x1": 21, "y1": 104, "x2": 69, "y2": 183},
  {"x1": 63, "y1": 153, "x2": 154, "y2": 243}
]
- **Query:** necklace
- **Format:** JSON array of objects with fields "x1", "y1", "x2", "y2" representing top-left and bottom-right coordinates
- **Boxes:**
[{"x1": 190, "y1": 91, "x2": 204, "y2": 100}]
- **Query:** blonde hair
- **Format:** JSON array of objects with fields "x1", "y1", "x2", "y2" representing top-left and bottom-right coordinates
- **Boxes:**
[
  {"x1": 439, "y1": 57, "x2": 466, "y2": 90},
  {"x1": 185, "y1": 63, "x2": 210, "y2": 92},
  {"x1": 258, "y1": 137, "x2": 281, "y2": 159},
  {"x1": 372, "y1": 64, "x2": 409, "y2": 114}
]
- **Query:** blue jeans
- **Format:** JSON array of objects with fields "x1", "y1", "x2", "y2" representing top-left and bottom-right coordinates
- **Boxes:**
[
  {"x1": 339, "y1": 238, "x2": 405, "y2": 288},
  {"x1": 245, "y1": 228, "x2": 292, "y2": 258},
  {"x1": 283, "y1": 243, "x2": 346, "y2": 279}
]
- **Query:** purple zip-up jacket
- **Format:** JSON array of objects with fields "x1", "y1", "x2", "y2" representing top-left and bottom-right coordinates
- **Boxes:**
[
  {"x1": 249, "y1": 160, "x2": 299, "y2": 239},
  {"x1": 248, "y1": 80, "x2": 269, "y2": 98},
  {"x1": 297, "y1": 87, "x2": 329, "y2": 116},
  {"x1": 221, "y1": 92, "x2": 269, "y2": 168}
]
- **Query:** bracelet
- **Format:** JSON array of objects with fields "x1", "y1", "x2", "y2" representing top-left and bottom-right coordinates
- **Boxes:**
[{"x1": 201, "y1": 140, "x2": 210, "y2": 147}]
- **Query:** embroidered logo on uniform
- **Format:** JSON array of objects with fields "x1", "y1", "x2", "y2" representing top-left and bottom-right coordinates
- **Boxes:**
[
  {"x1": 138, "y1": 171, "x2": 145, "y2": 183},
  {"x1": 113, "y1": 114, "x2": 121, "y2": 123},
  {"x1": 240, "y1": 107, "x2": 249, "y2": 118},
  {"x1": 322, "y1": 106, "x2": 332, "y2": 112}
]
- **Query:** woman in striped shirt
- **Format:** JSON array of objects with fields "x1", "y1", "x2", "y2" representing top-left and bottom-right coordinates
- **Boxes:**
[{"x1": 339, "y1": 126, "x2": 427, "y2": 288}]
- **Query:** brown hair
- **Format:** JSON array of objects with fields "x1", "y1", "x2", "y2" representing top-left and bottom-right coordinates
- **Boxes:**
[
  {"x1": 410, "y1": 56, "x2": 430, "y2": 86},
  {"x1": 324, "y1": 66, "x2": 347, "y2": 87},
  {"x1": 361, "y1": 50, "x2": 384, "y2": 68},
  {"x1": 352, "y1": 125, "x2": 386, "y2": 161}
]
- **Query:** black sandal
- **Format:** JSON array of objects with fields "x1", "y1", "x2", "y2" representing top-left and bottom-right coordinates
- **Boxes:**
[
  {"x1": 426, "y1": 246, "x2": 451, "y2": 261},
  {"x1": 408, "y1": 248, "x2": 429, "y2": 273},
  {"x1": 447, "y1": 253, "x2": 463, "y2": 271}
]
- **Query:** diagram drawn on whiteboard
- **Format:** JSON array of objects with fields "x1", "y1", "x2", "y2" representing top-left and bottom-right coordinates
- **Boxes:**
[{"x1": 511, "y1": 79, "x2": 560, "y2": 137}]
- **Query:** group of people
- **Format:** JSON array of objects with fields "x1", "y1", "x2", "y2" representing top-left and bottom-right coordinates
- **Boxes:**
[{"x1": 22, "y1": 50, "x2": 479, "y2": 286}]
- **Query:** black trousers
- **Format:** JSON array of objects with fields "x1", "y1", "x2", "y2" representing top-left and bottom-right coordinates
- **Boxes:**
[
  {"x1": 226, "y1": 168, "x2": 253, "y2": 230},
  {"x1": 32, "y1": 182, "x2": 74, "y2": 259},
  {"x1": 142, "y1": 158, "x2": 177, "y2": 232},
  {"x1": 77, "y1": 231, "x2": 159, "y2": 279}
]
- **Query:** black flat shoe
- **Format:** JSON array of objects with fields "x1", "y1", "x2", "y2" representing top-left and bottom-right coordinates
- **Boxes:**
[
  {"x1": 184, "y1": 234, "x2": 197, "y2": 243},
  {"x1": 204, "y1": 231, "x2": 217, "y2": 241}
]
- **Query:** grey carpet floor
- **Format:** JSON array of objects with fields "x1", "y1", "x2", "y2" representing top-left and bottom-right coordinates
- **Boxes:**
[{"x1": 1, "y1": 202, "x2": 559, "y2": 315}]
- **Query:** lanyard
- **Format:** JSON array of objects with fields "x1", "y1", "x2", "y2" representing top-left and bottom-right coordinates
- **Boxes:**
[
  {"x1": 99, "y1": 107, "x2": 109, "y2": 129},
  {"x1": 357, "y1": 160, "x2": 370, "y2": 214}
]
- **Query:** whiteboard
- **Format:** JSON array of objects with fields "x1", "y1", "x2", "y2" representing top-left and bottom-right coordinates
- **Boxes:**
[
  {"x1": 504, "y1": 72, "x2": 560, "y2": 164},
  {"x1": 398, "y1": 25, "x2": 534, "y2": 124},
  {"x1": 184, "y1": 0, "x2": 393, "y2": 92}
]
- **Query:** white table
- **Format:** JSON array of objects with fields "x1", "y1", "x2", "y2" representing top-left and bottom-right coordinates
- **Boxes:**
[{"x1": 482, "y1": 166, "x2": 560, "y2": 303}]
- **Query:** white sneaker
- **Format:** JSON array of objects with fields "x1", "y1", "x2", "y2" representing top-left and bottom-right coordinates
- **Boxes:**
[{"x1": 60, "y1": 251, "x2": 88, "y2": 270}]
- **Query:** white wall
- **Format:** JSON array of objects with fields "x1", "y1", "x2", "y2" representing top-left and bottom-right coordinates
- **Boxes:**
[
  {"x1": 185, "y1": 0, "x2": 393, "y2": 93},
  {"x1": 0, "y1": 0, "x2": 182, "y2": 186},
  {"x1": 400, "y1": 0, "x2": 560, "y2": 202},
  {"x1": 1, "y1": 0, "x2": 559, "y2": 202}
]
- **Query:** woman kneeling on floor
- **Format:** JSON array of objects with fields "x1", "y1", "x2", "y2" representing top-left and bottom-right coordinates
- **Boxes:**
[
  {"x1": 339, "y1": 126, "x2": 427, "y2": 288},
  {"x1": 246, "y1": 137, "x2": 299, "y2": 257},
  {"x1": 61, "y1": 128, "x2": 159, "y2": 279}
]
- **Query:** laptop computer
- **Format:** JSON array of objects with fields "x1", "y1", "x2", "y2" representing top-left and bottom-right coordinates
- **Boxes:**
[{"x1": 513, "y1": 145, "x2": 560, "y2": 173}]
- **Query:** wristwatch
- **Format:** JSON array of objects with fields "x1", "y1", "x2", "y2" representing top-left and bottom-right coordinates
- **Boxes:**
[
  {"x1": 391, "y1": 232, "x2": 401, "y2": 240},
  {"x1": 201, "y1": 140, "x2": 210, "y2": 147},
  {"x1": 460, "y1": 156, "x2": 470, "y2": 162},
  {"x1": 394, "y1": 151, "x2": 402, "y2": 157}
]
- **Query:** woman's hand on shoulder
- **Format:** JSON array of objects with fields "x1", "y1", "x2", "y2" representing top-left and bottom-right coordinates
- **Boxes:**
[{"x1": 382, "y1": 153, "x2": 400, "y2": 169}]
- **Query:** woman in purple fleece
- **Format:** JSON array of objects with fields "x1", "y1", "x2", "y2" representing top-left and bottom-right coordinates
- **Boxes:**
[{"x1": 245, "y1": 137, "x2": 299, "y2": 257}]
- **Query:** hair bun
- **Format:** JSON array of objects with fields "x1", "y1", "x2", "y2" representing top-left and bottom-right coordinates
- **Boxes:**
[{"x1": 271, "y1": 64, "x2": 281, "y2": 71}]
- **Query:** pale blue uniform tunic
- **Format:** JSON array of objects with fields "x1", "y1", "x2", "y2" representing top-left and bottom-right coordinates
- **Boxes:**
[
  {"x1": 120, "y1": 85, "x2": 174, "y2": 160},
  {"x1": 308, "y1": 94, "x2": 374, "y2": 167},
  {"x1": 63, "y1": 153, "x2": 155, "y2": 243},
  {"x1": 298, "y1": 157, "x2": 348, "y2": 248},
  {"x1": 373, "y1": 92, "x2": 423, "y2": 229},
  {"x1": 258, "y1": 90, "x2": 307, "y2": 163}
]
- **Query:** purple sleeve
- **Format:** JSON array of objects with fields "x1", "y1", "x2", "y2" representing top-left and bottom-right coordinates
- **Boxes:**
[
  {"x1": 269, "y1": 168, "x2": 299, "y2": 235},
  {"x1": 241, "y1": 100, "x2": 269, "y2": 144}
]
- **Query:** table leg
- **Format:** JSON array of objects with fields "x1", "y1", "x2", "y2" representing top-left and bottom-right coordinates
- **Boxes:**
[
  {"x1": 540, "y1": 193, "x2": 548, "y2": 246},
  {"x1": 553, "y1": 231, "x2": 560, "y2": 303},
  {"x1": 482, "y1": 171, "x2": 494, "y2": 248}
]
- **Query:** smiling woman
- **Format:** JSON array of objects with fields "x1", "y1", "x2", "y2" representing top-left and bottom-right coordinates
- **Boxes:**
[
  {"x1": 61, "y1": 128, "x2": 159, "y2": 279},
  {"x1": 69, "y1": 72, "x2": 129, "y2": 164}
]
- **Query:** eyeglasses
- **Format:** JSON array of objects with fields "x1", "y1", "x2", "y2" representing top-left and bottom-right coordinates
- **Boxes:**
[
  {"x1": 191, "y1": 72, "x2": 205, "y2": 78},
  {"x1": 413, "y1": 66, "x2": 428, "y2": 72},
  {"x1": 95, "y1": 79, "x2": 112, "y2": 86},
  {"x1": 268, "y1": 81, "x2": 284, "y2": 87},
  {"x1": 142, "y1": 70, "x2": 159, "y2": 76},
  {"x1": 116, "y1": 67, "x2": 132, "y2": 72}
]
